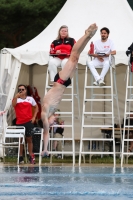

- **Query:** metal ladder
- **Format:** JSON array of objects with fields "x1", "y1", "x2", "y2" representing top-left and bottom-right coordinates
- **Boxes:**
[
  {"x1": 79, "y1": 56, "x2": 121, "y2": 167},
  {"x1": 121, "y1": 61, "x2": 133, "y2": 166},
  {"x1": 43, "y1": 67, "x2": 80, "y2": 166}
]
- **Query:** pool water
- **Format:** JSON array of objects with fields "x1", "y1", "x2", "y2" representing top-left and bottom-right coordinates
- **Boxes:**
[{"x1": 0, "y1": 166, "x2": 133, "y2": 200}]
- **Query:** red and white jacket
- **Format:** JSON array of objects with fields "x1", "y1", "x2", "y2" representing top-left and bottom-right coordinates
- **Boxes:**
[
  {"x1": 13, "y1": 96, "x2": 36, "y2": 124},
  {"x1": 50, "y1": 37, "x2": 76, "y2": 59}
]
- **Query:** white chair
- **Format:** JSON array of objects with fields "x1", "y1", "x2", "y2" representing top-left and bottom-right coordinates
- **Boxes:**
[{"x1": 2, "y1": 126, "x2": 27, "y2": 165}]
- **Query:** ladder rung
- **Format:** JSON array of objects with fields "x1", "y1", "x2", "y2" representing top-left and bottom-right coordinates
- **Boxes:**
[
  {"x1": 126, "y1": 99, "x2": 133, "y2": 101},
  {"x1": 55, "y1": 112, "x2": 72, "y2": 115},
  {"x1": 80, "y1": 152, "x2": 114, "y2": 155},
  {"x1": 85, "y1": 86, "x2": 111, "y2": 89},
  {"x1": 125, "y1": 125, "x2": 133, "y2": 127},
  {"x1": 122, "y1": 152, "x2": 133, "y2": 155},
  {"x1": 63, "y1": 94, "x2": 72, "y2": 96},
  {"x1": 54, "y1": 115, "x2": 72, "y2": 118},
  {"x1": 86, "y1": 94, "x2": 112, "y2": 97},
  {"x1": 84, "y1": 112, "x2": 112, "y2": 114},
  {"x1": 123, "y1": 139, "x2": 133, "y2": 141},
  {"x1": 127, "y1": 86, "x2": 133, "y2": 88},
  {"x1": 81, "y1": 138, "x2": 114, "y2": 141},
  {"x1": 62, "y1": 99, "x2": 72, "y2": 101},
  {"x1": 85, "y1": 99, "x2": 112, "y2": 102},
  {"x1": 51, "y1": 125, "x2": 72, "y2": 128},
  {"x1": 49, "y1": 138, "x2": 73, "y2": 141},
  {"x1": 86, "y1": 116, "x2": 114, "y2": 119},
  {"x1": 83, "y1": 125, "x2": 113, "y2": 128},
  {"x1": 126, "y1": 112, "x2": 133, "y2": 115},
  {"x1": 48, "y1": 151, "x2": 74, "y2": 154}
]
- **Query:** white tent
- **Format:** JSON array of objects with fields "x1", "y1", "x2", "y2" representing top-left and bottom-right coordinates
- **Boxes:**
[
  {"x1": 3, "y1": 0, "x2": 133, "y2": 65},
  {"x1": 0, "y1": 0, "x2": 133, "y2": 156}
]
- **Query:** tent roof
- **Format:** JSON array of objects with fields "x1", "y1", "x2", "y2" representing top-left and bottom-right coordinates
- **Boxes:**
[{"x1": 4, "y1": 0, "x2": 133, "y2": 65}]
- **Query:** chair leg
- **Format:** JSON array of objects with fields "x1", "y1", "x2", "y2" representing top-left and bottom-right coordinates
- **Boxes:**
[
  {"x1": 18, "y1": 137, "x2": 21, "y2": 165},
  {"x1": 23, "y1": 140, "x2": 27, "y2": 163},
  {"x1": 3, "y1": 146, "x2": 5, "y2": 164},
  {"x1": 82, "y1": 142, "x2": 85, "y2": 163},
  {"x1": 39, "y1": 132, "x2": 43, "y2": 165}
]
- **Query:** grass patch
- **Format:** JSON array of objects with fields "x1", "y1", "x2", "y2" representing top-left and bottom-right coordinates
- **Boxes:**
[{"x1": 2, "y1": 155, "x2": 133, "y2": 164}]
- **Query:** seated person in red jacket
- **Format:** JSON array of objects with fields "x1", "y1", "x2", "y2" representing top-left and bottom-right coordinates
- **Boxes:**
[{"x1": 48, "y1": 25, "x2": 76, "y2": 86}]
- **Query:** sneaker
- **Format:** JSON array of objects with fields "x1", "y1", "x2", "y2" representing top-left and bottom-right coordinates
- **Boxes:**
[
  {"x1": 29, "y1": 154, "x2": 36, "y2": 164},
  {"x1": 19, "y1": 156, "x2": 24, "y2": 164},
  {"x1": 57, "y1": 154, "x2": 62, "y2": 159},
  {"x1": 99, "y1": 79, "x2": 105, "y2": 86},
  {"x1": 93, "y1": 81, "x2": 98, "y2": 86}
]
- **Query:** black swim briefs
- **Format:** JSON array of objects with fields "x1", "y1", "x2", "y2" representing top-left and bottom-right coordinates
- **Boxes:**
[{"x1": 54, "y1": 73, "x2": 71, "y2": 87}]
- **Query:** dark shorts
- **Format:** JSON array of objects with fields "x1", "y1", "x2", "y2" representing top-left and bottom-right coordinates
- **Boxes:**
[{"x1": 16, "y1": 121, "x2": 34, "y2": 137}]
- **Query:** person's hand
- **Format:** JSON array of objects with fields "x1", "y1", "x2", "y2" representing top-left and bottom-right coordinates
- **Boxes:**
[
  {"x1": 88, "y1": 53, "x2": 94, "y2": 57},
  {"x1": 60, "y1": 120, "x2": 64, "y2": 125},
  {"x1": 60, "y1": 120, "x2": 64, "y2": 128},
  {"x1": 56, "y1": 50, "x2": 61, "y2": 54},
  {"x1": 89, "y1": 53, "x2": 97, "y2": 57},
  {"x1": 97, "y1": 57, "x2": 104, "y2": 62},
  {"x1": 85, "y1": 23, "x2": 98, "y2": 38},
  {"x1": 31, "y1": 117, "x2": 36, "y2": 123},
  {"x1": 48, "y1": 115, "x2": 56, "y2": 126},
  {"x1": 15, "y1": 92, "x2": 21, "y2": 98}
]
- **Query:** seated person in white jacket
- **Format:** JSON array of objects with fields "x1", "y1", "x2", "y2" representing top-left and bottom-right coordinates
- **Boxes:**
[{"x1": 87, "y1": 27, "x2": 116, "y2": 86}]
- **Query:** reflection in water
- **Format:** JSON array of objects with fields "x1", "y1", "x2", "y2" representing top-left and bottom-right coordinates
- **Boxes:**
[{"x1": 0, "y1": 166, "x2": 132, "y2": 200}]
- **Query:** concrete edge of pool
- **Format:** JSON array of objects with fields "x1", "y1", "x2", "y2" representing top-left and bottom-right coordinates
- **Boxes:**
[{"x1": 0, "y1": 162, "x2": 133, "y2": 167}]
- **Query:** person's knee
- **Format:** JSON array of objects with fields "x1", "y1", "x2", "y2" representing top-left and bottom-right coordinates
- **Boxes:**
[
  {"x1": 70, "y1": 52, "x2": 79, "y2": 63},
  {"x1": 61, "y1": 59, "x2": 68, "y2": 68},
  {"x1": 48, "y1": 59, "x2": 58, "y2": 70},
  {"x1": 41, "y1": 104, "x2": 48, "y2": 117},
  {"x1": 87, "y1": 60, "x2": 94, "y2": 68},
  {"x1": 104, "y1": 60, "x2": 110, "y2": 68},
  {"x1": 41, "y1": 109, "x2": 46, "y2": 118},
  {"x1": 41, "y1": 113, "x2": 46, "y2": 124},
  {"x1": 48, "y1": 114, "x2": 55, "y2": 126}
]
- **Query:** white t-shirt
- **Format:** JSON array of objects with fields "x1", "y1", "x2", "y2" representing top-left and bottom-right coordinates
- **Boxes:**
[{"x1": 94, "y1": 39, "x2": 115, "y2": 60}]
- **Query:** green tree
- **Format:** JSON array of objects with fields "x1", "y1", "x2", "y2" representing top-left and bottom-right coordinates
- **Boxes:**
[
  {"x1": 0, "y1": 0, "x2": 67, "y2": 49},
  {"x1": 127, "y1": 0, "x2": 133, "y2": 9},
  {"x1": 0, "y1": 0, "x2": 133, "y2": 49}
]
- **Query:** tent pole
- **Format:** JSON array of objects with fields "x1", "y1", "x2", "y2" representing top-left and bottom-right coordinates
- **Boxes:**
[{"x1": 29, "y1": 64, "x2": 34, "y2": 86}]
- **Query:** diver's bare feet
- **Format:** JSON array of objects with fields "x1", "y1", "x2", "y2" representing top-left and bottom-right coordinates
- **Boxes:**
[
  {"x1": 85, "y1": 23, "x2": 98, "y2": 38},
  {"x1": 41, "y1": 150, "x2": 49, "y2": 157}
]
